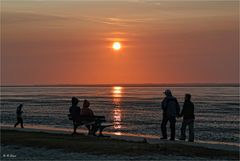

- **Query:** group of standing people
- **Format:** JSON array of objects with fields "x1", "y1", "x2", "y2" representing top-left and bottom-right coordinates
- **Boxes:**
[
  {"x1": 161, "y1": 89, "x2": 195, "y2": 142},
  {"x1": 14, "y1": 89, "x2": 195, "y2": 142}
]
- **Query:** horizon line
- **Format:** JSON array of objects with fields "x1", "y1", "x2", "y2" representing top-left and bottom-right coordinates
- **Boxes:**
[{"x1": 1, "y1": 83, "x2": 239, "y2": 87}]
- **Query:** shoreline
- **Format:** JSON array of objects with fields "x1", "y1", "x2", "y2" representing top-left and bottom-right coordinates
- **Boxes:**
[
  {"x1": 1, "y1": 128, "x2": 239, "y2": 160},
  {"x1": 1, "y1": 125, "x2": 239, "y2": 153},
  {"x1": 0, "y1": 124, "x2": 240, "y2": 151}
]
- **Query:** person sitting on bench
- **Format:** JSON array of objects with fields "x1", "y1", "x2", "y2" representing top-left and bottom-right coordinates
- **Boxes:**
[
  {"x1": 69, "y1": 97, "x2": 81, "y2": 135},
  {"x1": 80, "y1": 99, "x2": 98, "y2": 135}
]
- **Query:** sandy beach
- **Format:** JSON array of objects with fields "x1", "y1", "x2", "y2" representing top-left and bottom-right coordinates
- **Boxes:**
[
  {"x1": 2, "y1": 145, "x2": 209, "y2": 161},
  {"x1": 1, "y1": 125, "x2": 239, "y2": 161}
]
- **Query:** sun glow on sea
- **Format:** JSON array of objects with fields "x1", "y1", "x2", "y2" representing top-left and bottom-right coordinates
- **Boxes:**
[
  {"x1": 112, "y1": 86, "x2": 123, "y2": 130},
  {"x1": 113, "y1": 86, "x2": 122, "y2": 94}
]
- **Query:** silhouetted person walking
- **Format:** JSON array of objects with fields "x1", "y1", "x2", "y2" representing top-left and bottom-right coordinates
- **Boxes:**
[
  {"x1": 179, "y1": 94, "x2": 195, "y2": 142},
  {"x1": 160, "y1": 89, "x2": 180, "y2": 140},
  {"x1": 14, "y1": 104, "x2": 24, "y2": 128},
  {"x1": 69, "y1": 97, "x2": 81, "y2": 135}
]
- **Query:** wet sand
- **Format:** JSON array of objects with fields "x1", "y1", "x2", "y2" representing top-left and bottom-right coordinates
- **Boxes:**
[
  {"x1": 1, "y1": 125, "x2": 239, "y2": 161},
  {"x1": 1, "y1": 124, "x2": 239, "y2": 152}
]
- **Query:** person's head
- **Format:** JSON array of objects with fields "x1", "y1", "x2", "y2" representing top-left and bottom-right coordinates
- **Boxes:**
[
  {"x1": 18, "y1": 104, "x2": 23, "y2": 109},
  {"x1": 185, "y1": 93, "x2": 191, "y2": 101},
  {"x1": 164, "y1": 89, "x2": 172, "y2": 97},
  {"x1": 83, "y1": 99, "x2": 90, "y2": 108},
  {"x1": 71, "y1": 97, "x2": 79, "y2": 106}
]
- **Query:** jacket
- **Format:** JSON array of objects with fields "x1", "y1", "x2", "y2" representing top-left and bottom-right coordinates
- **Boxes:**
[
  {"x1": 69, "y1": 105, "x2": 81, "y2": 121},
  {"x1": 161, "y1": 96, "x2": 180, "y2": 117},
  {"x1": 180, "y1": 100, "x2": 195, "y2": 119}
]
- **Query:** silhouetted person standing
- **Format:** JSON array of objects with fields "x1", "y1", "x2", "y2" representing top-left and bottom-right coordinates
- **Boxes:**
[
  {"x1": 69, "y1": 97, "x2": 81, "y2": 135},
  {"x1": 179, "y1": 94, "x2": 195, "y2": 142},
  {"x1": 160, "y1": 89, "x2": 180, "y2": 140},
  {"x1": 14, "y1": 104, "x2": 24, "y2": 128}
]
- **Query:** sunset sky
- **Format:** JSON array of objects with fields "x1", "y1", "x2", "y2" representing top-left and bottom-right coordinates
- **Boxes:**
[{"x1": 1, "y1": 0, "x2": 239, "y2": 85}]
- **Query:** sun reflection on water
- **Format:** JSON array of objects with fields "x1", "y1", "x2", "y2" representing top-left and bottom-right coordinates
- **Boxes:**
[
  {"x1": 113, "y1": 86, "x2": 122, "y2": 98},
  {"x1": 112, "y1": 86, "x2": 123, "y2": 130}
]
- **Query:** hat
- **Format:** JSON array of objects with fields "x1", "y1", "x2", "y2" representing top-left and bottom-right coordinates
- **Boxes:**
[{"x1": 164, "y1": 89, "x2": 172, "y2": 95}]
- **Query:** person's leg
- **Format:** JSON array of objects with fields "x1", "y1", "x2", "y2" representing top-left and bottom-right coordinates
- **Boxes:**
[
  {"x1": 188, "y1": 119, "x2": 194, "y2": 142},
  {"x1": 91, "y1": 124, "x2": 99, "y2": 136},
  {"x1": 161, "y1": 117, "x2": 168, "y2": 139},
  {"x1": 86, "y1": 125, "x2": 91, "y2": 135},
  {"x1": 20, "y1": 118, "x2": 24, "y2": 128},
  {"x1": 14, "y1": 122, "x2": 19, "y2": 127},
  {"x1": 73, "y1": 122, "x2": 78, "y2": 135},
  {"x1": 72, "y1": 118, "x2": 82, "y2": 135},
  {"x1": 14, "y1": 117, "x2": 21, "y2": 127},
  {"x1": 169, "y1": 117, "x2": 176, "y2": 140},
  {"x1": 180, "y1": 119, "x2": 187, "y2": 140}
]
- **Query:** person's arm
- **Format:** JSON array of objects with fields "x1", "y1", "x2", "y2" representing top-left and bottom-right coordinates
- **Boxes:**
[
  {"x1": 17, "y1": 108, "x2": 21, "y2": 114},
  {"x1": 161, "y1": 98, "x2": 167, "y2": 111},
  {"x1": 192, "y1": 102, "x2": 195, "y2": 119},
  {"x1": 90, "y1": 109, "x2": 94, "y2": 117},
  {"x1": 176, "y1": 99, "x2": 180, "y2": 116},
  {"x1": 179, "y1": 103, "x2": 185, "y2": 117},
  {"x1": 192, "y1": 103, "x2": 194, "y2": 112}
]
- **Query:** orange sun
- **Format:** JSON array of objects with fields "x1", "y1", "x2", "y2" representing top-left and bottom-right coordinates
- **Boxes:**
[{"x1": 112, "y1": 42, "x2": 121, "y2": 50}]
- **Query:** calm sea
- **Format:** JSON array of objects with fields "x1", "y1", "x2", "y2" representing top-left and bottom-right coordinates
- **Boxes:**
[{"x1": 1, "y1": 86, "x2": 239, "y2": 143}]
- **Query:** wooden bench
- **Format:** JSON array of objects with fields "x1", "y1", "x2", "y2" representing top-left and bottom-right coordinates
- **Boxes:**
[{"x1": 68, "y1": 114, "x2": 113, "y2": 137}]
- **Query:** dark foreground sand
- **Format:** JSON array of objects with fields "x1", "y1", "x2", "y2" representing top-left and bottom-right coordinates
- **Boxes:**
[{"x1": 1, "y1": 129, "x2": 239, "y2": 161}]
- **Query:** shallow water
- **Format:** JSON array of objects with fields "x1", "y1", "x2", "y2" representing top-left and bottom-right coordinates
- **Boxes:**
[{"x1": 1, "y1": 86, "x2": 239, "y2": 143}]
